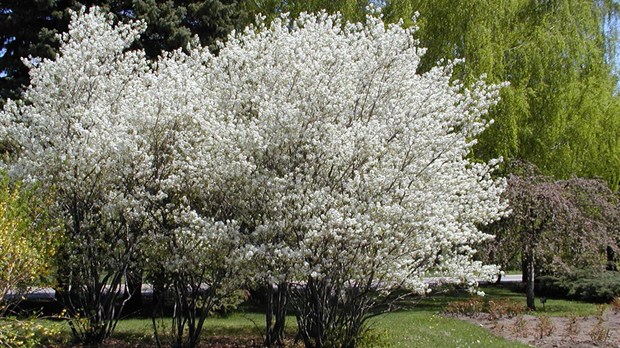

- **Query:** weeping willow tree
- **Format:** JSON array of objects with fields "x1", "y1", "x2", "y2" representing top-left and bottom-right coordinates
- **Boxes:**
[{"x1": 383, "y1": 0, "x2": 620, "y2": 189}]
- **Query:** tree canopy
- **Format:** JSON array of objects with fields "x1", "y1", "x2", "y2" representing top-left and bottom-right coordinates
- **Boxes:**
[
  {"x1": 481, "y1": 161, "x2": 620, "y2": 309},
  {"x1": 3, "y1": 1, "x2": 620, "y2": 189},
  {"x1": 383, "y1": 0, "x2": 620, "y2": 189}
]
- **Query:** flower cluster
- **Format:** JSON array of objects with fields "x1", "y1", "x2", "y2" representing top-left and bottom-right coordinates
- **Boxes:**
[{"x1": 216, "y1": 12, "x2": 508, "y2": 292}]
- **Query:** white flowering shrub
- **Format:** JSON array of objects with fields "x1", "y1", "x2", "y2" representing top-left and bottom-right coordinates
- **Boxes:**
[
  {"x1": 0, "y1": 6, "x2": 507, "y2": 348},
  {"x1": 212, "y1": 12, "x2": 508, "y2": 347},
  {"x1": 120, "y1": 18, "x2": 255, "y2": 348},
  {"x1": 0, "y1": 8, "x2": 151, "y2": 344},
  {"x1": 0, "y1": 8, "x2": 250, "y2": 346}
]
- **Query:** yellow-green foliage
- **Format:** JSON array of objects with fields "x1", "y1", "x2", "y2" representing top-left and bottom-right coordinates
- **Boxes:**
[
  {"x1": 0, "y1": 173, "x2": 59, "y2": 311},
  {"x1": 0, "y1": 318, "x2": 61, "y2": 348},
  {"x1": 384, "y1": 0, "x2": 620, "y2": 189}
]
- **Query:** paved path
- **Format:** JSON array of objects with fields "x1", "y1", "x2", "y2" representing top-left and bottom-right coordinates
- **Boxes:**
[
  {"x1": 6, "y1": 275, "x2": 524, "y2": 302},
  {"x1": 501, "y1": 274, "x2": 522, "y2": 282}
]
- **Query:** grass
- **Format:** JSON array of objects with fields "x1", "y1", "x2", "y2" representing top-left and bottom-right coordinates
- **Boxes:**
[
  {"x1": 414, "y1": 284, "x2": 600, "y2": 316},
  {"x1": 35, "y1": 314, "x2": 273, "y2": 346},
  {"x1": 374, "y1": 311, "x2": 530, "y2": 348},
  {"x1": 38, "y1": 311, "x2": 526, "y2": 348},
  {"x1": 27, "y1": 284, "x2": 602, "y2": 347},
  {"x1": 479, "y1": 284, "x2": 599, "y2": 316}
]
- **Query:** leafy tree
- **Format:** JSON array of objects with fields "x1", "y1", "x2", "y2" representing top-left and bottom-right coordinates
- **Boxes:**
[
  {"x1": 481, "y1": 161, "x2": 620, "y2": 309},
  {"x1": 0, "y1": 173, "x2": 58, "y2": 316},
  {"x1": 383, "y1": 0, "x2": 620, "y2": 189}
]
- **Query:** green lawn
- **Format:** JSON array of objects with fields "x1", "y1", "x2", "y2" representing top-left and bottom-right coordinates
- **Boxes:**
[
  {"x1": 478, "y1": 284, "x2": 599, "y2": 316},
  {"x1": 31, "y1": 284, "x2": 601, "y2": 347},
  {"x1": 375, "y1": 311, "x2": 529, "y2": 348},
  {"x1": 414, "y1": 284, "x2": 600, "y2": 316},
  {"x1": 39, "y1": 311, "x2": 526, "y2": 347}
]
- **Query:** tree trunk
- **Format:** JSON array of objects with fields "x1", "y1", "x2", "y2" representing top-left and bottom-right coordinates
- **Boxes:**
[
  {"x1": 265, "y1": 285, "x2": 274, "y2": 347},
  {"x1": 524, "y1": 245, "x2": 536, "y2": 310},
  {"x1": 124, "y1": 268, "x2": 143, "y2": 316},
  {"x1": 265, "y1": 283, "x2": 288, "y2": 347},
  {"x1": 273, "y1": 282, "x2": 287, "y2": 346},
  {"x1": 606, "y1": 246, "x2": 617, "y2": 271}
]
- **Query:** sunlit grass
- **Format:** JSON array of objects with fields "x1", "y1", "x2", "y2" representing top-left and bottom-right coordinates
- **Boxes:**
[
  {"x1": 33, "y1": 284, "x2": 602, "y2": 347},
  {"x1": 480, "y1": 284, "x2": 600, "y2": 316},
  {"x1": 39, "y1": 312, "x2": 526, "y2": 347},
  {"x1": 374, "y1": 311, "x2": 529, "y2": 348}
]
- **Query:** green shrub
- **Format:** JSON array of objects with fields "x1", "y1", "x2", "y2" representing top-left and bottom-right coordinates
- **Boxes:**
[
  {"x1": 537, "y1": 270, "x2": 620, "y2": 303},
  {"x1": 0, "y1": 172, "x2": 59, "y2": 315},
  {"x1": 0, "y1": 318, "x2": 60, "y2": 348}
]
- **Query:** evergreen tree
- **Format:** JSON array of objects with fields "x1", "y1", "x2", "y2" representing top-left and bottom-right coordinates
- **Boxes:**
[
  {"x1": 126, "y1": 0, "x2": 242, "y2": 56},
  {"x1": 0, "y1": 0, "x2": 244, "y2": 103},
  {"x1": 384, "y1": 0, "x2": 620, "y2": 189},
  {"x1": 0, "y1": 0, "x2": 67, "y2": 102}
]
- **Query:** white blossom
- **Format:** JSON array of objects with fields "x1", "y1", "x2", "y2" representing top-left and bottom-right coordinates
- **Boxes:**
[{"x1": 212, "y1": 12, "x2": 509, "y2": 291}]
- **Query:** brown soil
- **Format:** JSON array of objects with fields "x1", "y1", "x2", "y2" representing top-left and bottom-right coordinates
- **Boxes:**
[{"x1": 455, "y1": 310, "x2": 620, "y2": 347}]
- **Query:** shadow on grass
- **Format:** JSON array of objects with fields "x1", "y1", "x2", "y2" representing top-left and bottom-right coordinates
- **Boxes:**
[{"x1": 389, "y1": 283, "x2": 525, "y2": 313}]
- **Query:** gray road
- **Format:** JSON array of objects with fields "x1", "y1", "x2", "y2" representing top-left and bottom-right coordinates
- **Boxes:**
[
  {"x1": 501, "y1": 274, "x2": 522, "y2": 282},
  {"x1": 6, "y1": 275, "x2": 524, "y2": 302}
]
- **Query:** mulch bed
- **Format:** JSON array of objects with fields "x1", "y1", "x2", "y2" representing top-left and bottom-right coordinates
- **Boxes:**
[{"x1": 454, "y1": 310, "x2": 620, "y2": 347}]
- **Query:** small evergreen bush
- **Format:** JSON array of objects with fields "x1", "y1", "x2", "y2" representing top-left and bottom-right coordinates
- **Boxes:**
[{"x1": 537, "y1": 270, "x2": 620, "y2": 303}]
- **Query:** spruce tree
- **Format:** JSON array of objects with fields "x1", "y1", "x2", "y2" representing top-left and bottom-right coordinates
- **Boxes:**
[{"x1": 0, "y1": 0, "x2": 244, "y2": 103}]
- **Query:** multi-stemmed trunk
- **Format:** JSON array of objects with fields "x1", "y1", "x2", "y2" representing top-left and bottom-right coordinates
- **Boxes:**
[
  {"x1": 57, "y1": 205, "x2": 139, "y2": 345},
  {"x1": 265, "y1": 282, "x2": 288, "y2": 347},
  {"x1": 290, "y1": 277, "x2": 371, "y2": 348}
]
